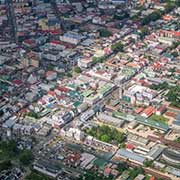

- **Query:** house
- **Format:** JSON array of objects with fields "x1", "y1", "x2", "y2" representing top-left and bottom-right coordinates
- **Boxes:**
[{"x1": 141, "y1": 106, "x2": 155, "y2": 118}]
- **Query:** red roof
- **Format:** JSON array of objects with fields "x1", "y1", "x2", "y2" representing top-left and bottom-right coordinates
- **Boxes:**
[
  {"x1": 135, "y1": 107, "x2": 143, "y2": 114},
  {"x1": 48, "y1": 90, "x2": 56, "y2": 96},
  {"x1": 142, "y1": 106, "x2": 154, "y2": 117},
  {"x1": 149, "y1": 177, "x2": 155, "y2": 180},
  {"x1": 125, "y1": 143, "x2": 134, "y2": 149},
  {"x1": 50, "y1": 40, "x2": 61, "y2": 45},
  {"x1": 57, "y1": 86, "x2": 69, "y2": 93},
  {"x1": 12, "y1": 79, "x2": 22, "y2": 86},
  {"x1": 23, "y1": 39, "x2": 34, "y2": 45},
  {"x1": 157, "y1": 105, "x2": 166, "y2": 113}
]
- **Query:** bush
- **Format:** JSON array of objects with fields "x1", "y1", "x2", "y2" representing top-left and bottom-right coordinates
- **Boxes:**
[
  {"x1": 0, "y1": 160, "x2": 12, "y2": 172},
  {"x1": 74, "y1": 67, "x2": 82, "y2": 73},
  {"x1": 25, "y1": 171, "x2": 52, "y2": 180},
  {"x1": 98, "y1": 29, "x2": 112, "y2": 37},
  {"x1": 111, "y1": 42, "x2": 124, "y2": 52},
  {"x1": 19, "y1": 150, "x2": 34, "y2": 166},
  {"x1": 85, "y1": 125, "x2": 125, "y2": 145}
]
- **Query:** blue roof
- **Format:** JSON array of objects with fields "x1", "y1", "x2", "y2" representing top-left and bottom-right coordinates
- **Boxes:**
[
  {"x1": 116, "y1": 149, "x2": 145, "y2": 164},
  {"x1": 166, "y1": 166, "x2": 180, "y2": 177},
  {"x1": 173, "y1": 120, "x2": 180, "y2": 126},
  {"x1": 176, "y1": 113, "x2": 180, "y2": 121}
]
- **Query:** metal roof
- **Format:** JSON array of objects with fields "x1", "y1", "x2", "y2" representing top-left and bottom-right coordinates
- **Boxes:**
[{"x1": 116, "y1": 149, "x2": 145, "y2": 164}]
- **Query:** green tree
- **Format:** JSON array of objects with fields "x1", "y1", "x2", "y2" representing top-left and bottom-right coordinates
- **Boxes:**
[
  {"x1": 100, "y1": 134, "x2": 110, "y2": 142},
  {"x1": 0, "y1": 160, "x2": 12, "y2": 172},
  {"x1": 99, "y1": 29, "x2": 112, "y2": 37},
  {"x1": 117, "y1": 162, "x2": 126, "y2": 174},
  {"x1": 66, "y1": 72, "x2": 72, "y2": 77},
  {"x1": 143, "y1": 160, "x2": 153, "y2": 167},
  {"x1": 129, "y1": 167, "x2": 144, "y2": 179},
  {"x1": 74, "y1": 67, "x2": 82, "y2": 73},
  {"x1": 25, "y1": 171, "x2": 52, "y2": 180},
  {"x1": 140, "y1": 27, "x2": 149, "y2": 38},
  {"x1": 47, "y1": 64, "x2": 54, "y2": 71},
  {"x1": 0, "y1": 110, "x2": 4, "y2": 117},
  {"x1": 26, "y1": 111, "x2": 39, "y2": 119},
  {"x1": 111, "y1": 42, "x2": 124, "y2": 52},
  {"x1": 19, "y1": 150, "x2": 34, "y2": 166}
]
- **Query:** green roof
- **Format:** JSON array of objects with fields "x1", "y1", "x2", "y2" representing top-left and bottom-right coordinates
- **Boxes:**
[
  {"x1": 93, "y1": 158, "x2": 107, "y2": 168},
  {"x1": 113, "y1": 111, "x2": 169, "y2": 131},
  {"x1": 73, "y1": 101, "x2": 81, "y2": 108},
  {"x1": 136, "y1": 115, "x2": 169, "y2": 131},
  {"x1": 98, "y1": 83, "x2": 113, "y2": 95},
  {"x1": 82, "y1": 90, "x2": 94, "y2": 97},
  {"x1": 66, "y1": 84, "x2": 78, "y2": 91}
]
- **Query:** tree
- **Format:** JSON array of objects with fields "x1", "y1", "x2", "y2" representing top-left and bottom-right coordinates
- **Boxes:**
[
  {"x1": 26, "y1": 111, "x2": 39, "y2": 119},
  {"x1": 74, "y1": 67, "x2": 82, "y2": 74},
  {"x1": 47, "y1": 64, "x2": 54, "y2": 71},
  {"x1": 25, "y1": 171, "x2": 52, "y2": 180},
  {"x1": 111, "y1": 42, "x2": 124, "y2": 52},
  {"x1": 0, "y1": 110, "x2": 4, "y2": 117},
  {"x1": 143, "y1": 160, "x2": 153, "y2": 167},
  {"x1": 140, "y1": 27, "x2": 149, "y2": 38},
  {"x1": 19, "y1": 150, "x2": 34, "y2": 166},
  {"x1": 129, "y1": 167, "x2": 144, "y2": 179},
  {"x1": 66, "y1": 72, "x2": 72, "y2": 77},
  {"x1": 117, "y1": 162, "x2": 126, "y2": 174},
  {"x1": 0, "y1": 160, "x2": 12, "y2": 172},
  {"x1": 100, "y1": 134, "x2": 110, "y2": 142},
  {"x1": 171, "y1": 51, "x2": 178, "y2": 57},
  {"x1": 98, "y1": 29, "x2": 112, "y2": 37}
]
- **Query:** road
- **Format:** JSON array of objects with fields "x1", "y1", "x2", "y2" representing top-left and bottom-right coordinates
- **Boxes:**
[{"x1": 6, "y1": 0, "x2": 18, "y2": 43}]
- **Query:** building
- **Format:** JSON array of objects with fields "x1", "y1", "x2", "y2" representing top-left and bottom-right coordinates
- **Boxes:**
[
  {"x1": 115, "y1": 149, "x2": 146, "y2": 165},
  {"x1": 60, "y1": 31, "x2": 83, "y2": 45},
  {"x1": 162, "y1": 149, "x2": 180, "y2": 166},
  {"x1": 97, "y1": 113, "x2": 124, "y2": 127}
]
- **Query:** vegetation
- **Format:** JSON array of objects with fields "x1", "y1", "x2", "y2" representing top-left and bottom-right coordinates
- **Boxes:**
[
  {"x1": 141, "y1": 10, "x2": 161, "y2": 25},
  {"x1": 0, "y1": 140, "x2": 18, "y2": 160},
  {"x1": 175, "y1": 137, "x2": 180, "y2": 143},
  {"x1": 66, "y1": 72, "x2": 73, "y2": 77},
  {"x1": 98, "y1": 29, "x2": 112, "y2": 37},
  {"x1": 25, "y1": 171, "x2": 52, "y2": 180},
  {"x1": 143, "y1": 160, "x2": 153, "y2": 167},
  {"x1": 0, "y1": 139, "x2": 34, "y2": 168},
  {"x1": 47, "y1": 64, "x2": 54, "y2": 71},
  {"x1": 139, "y1": 27, "x2": 149, "y2": 38},
  {"x1": 0, "y1": 160, "x2": 12, "y2": 172},
  {"x1": 150, "y1": 114, "x2": 168, "y2": 124},
  {"x1": 26, "y1": 111, "x2": 39, "y2": 119},
  {"x1": 78, "y1": 170, "x2": 113, "y2": 180},
  {"x1": 171, "y1": 51, "x2": 178, "y2": 57},
  {"x1": 141, "y1": 2, "x2": 175, "y2": 25},
  {"x1": 149, "y1": 82, "x2": 168, "y2": 91},
  {"x1": 85, "y1": 125, "x2": 125, "y2": 145},
  {"x1": 0, "y1": 109, "x2": 4, "y2": 117},
  {"x1": 74, "y1": 66, "x2": 82, "y2": 74},
  {"x1": 169, "y1": 41, "x2": 180, "y2": 50},
  {"x1": 19, "y1": 150, "x2": 34, "y2": 166},
  {"x1": 166, "y1": 85, "x2": 180, "y2": 108},
  {"x1": 92, "y1": 56, "x2": 106, "y2": 65},
  {"x1": 128, "y1": 167, "x2": 144, "y2": 179},
  {"x1": 111, "y1": 42, "x2": 124, "y2": 53},
  {"x1": 114, "y1": 12, "x2": 129, "y2": 20},
  {"x1": 117, "y1": 162, "x2": 127, "y2": 174}
]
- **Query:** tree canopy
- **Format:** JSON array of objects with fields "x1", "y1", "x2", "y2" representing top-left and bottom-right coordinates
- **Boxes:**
[
  {"x1": 19, "y1": 150, "x2": 34, "y2": 166},
  {"x1": 111, "y1": 42, "x2": 124, "y2": 53},
  {"x1": 85, "y1": 125, "x2": 125, "y2": 145},
  {"x1": 98, "y1": 29, "x2": 112, "y2": 37},
  {"x1": 74, "y1": 67, "x2": 82, "y2": 74}
]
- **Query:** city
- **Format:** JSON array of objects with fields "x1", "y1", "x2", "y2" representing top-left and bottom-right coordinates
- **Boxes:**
[{"x1": 0, "y1": 0, "x2": 179, "y2": 180}]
